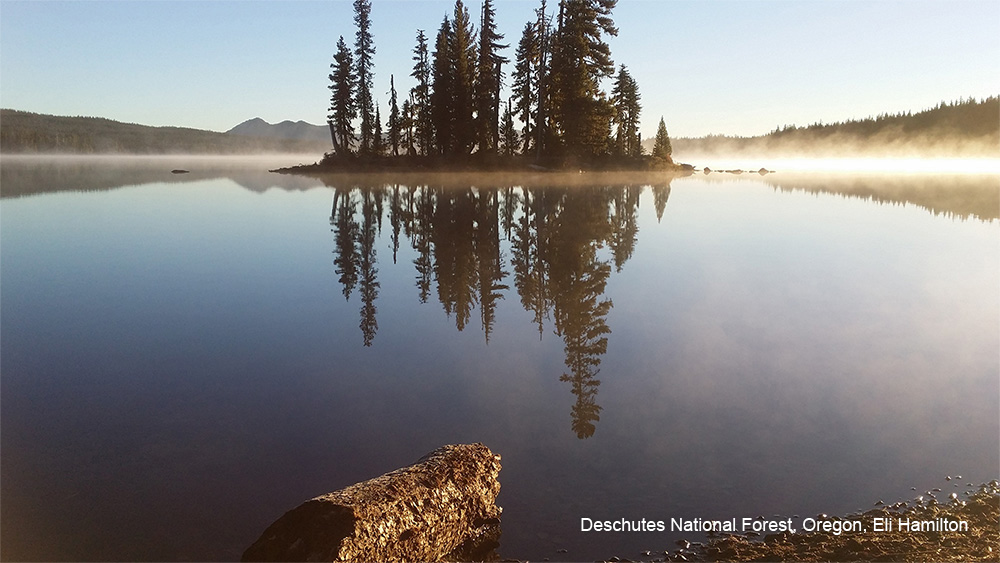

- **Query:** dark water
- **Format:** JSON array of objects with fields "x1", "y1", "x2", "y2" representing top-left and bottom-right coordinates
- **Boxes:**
[{"x1": 2, "y1": 157, "x2": 998, "y2": 561}]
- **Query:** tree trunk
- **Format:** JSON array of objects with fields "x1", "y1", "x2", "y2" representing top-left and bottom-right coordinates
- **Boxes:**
[{"x1": 241, "y1": 443, "x2": 502, "y2": 562}]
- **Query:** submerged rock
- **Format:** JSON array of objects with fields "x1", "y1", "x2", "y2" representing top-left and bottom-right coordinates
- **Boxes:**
[{"x1": 241, "y1": 443, "x2": 502, "y2": 562}]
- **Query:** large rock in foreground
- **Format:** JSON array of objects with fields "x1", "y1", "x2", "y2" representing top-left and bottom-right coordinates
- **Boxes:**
[{"x1": 242, "y1": 443, "x2": 502, "y2": 562}]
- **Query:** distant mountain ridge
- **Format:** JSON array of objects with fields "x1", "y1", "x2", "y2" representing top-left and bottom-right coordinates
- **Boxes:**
[
  {"x1": 227, "y1": 117, "x2": 330, "y2": 143},
  {"x1": 0, "y1": 109, "x2": 330, "y2": 155}
]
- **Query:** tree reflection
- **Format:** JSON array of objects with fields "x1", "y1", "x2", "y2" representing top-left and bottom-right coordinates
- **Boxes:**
[
  {"x1": 359, "y1": 187, "x2": 381, "y2": 347},
  {"x1": 331, "y1": 188, "x2": 359, "y2": 300},
  {"x1": 322, "y1": 178, "x2": 668, "y2": 436}
]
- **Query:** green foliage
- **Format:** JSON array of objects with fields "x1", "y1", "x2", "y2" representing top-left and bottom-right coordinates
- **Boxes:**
[
  {"x1": 652, "y1": 116, "x2": 672, "y2": 164},
  {"x1": 474, "y1": 0, "x2": 508, "y2": 154},
  {"x1": 328, "y1": 36, "x2": 356, "y2": 155},
  {"x1": 449, "y1": 0, "x2": 477, "y2": 156},
  {"x1": 611, "y1": 65, "x2": 641, "y2": 157},
  {"x1": 548, "y1": 0, "x2": 619, "y2": 160},
  {"x1": 512, "y1": 21, "x2": 539, "y2": 154},
  {"x1": 500, "y1": 99, "x2": 519, "y2": 156},
  {"x1": 387, "y1": 75, "x2": 401, "y2": 156},
  {"x1": 431, "y1": 16, "x2": 454, "y2": 155},
  {"x1": 353, "y1": 0, "x2": 376, "y2": 155},
  {"x1": 409, "y1": 30, "x2": 432, "y2": 156}
]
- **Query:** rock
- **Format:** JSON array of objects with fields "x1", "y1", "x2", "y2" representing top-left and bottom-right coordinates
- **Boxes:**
[{"x1": 241, "y1": 443, "x2": 502, "y2": 562}]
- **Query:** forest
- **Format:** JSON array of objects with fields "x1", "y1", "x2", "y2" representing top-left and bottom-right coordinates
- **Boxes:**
[
  {"x1": 672, "y1": 96, "x2": 1000, "y2": 158},
  {"x1": 321, "y1": 0, "x2": 677, "y2": 171}
]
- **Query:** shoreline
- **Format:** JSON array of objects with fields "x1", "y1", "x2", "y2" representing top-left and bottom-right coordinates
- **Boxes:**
[{"x1": 582, "y1": 480, "x2": 999, "y2": 563}]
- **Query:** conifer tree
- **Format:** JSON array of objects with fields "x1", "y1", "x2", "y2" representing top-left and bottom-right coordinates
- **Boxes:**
[
  {"x1": 548, "y1": 0, "x2": 618, "y2": 159},
  {"x1": 474, "y1": 0, "x2": 508, "y2": 154},
  {"x1": 450, "y1": 0, "x2": 477, "y2": 156},
  {"x1": 512, "y1": 21, "x2": 538, "y2": 153},
  {"x1": 328, "y1": 36, "x2": 356, "y2": 155},
  {"x1": 533, "y1": 0, "x2": 553, "y2": 157},
  {"x1": 373, "y1": 104, "x2": 384, "y2": 155},
  {"x1": 652, "y1": 116, "x2": 673, "y2": 165},
  {"x1": 401, "y1": 96, "x2": 415, "y2": 155},
  {"x1": 500, "y1": 99, "x2": 519, "y2": 156},
  {"x1": 410, "y1": 30, "x2": 432, "y2": 156},
  {"x1": 353, "y1": 0, "x2": 376, "y2": 155},
  {"x1": 431, "y1": 16, "x2": 454, "y2": 155},
  {"x1": 388, "y1": 75, "x2": 401, "y2": 156},
  {"x1": 611, "y1": 65, "x2": 640, "y2": 156}
]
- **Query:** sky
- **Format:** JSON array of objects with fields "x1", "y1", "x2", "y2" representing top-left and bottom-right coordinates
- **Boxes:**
[{"x1": 1, "y1": 0, "x2": 998, "y2": 139}]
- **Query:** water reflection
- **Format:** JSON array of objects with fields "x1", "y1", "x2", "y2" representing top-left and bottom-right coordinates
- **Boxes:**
[
  {"x1": 760, "y1": 172, "x2": 999, "y2": 222},
  {"x1": 324, "y1": 179, "x2": 673, "y2": 437}
]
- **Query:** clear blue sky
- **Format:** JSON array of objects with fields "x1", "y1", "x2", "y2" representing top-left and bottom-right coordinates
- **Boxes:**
[{"x1": 1, "y1": 0, "x2": 997, "y2": 139}]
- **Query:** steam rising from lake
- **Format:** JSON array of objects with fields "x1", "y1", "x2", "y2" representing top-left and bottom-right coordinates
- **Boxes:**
[{"x1": 679, "y1": 156, "x2": 1000, "y2": 175}]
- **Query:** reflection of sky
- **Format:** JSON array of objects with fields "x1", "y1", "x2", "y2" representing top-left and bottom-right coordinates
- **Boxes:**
[
  {"x1": 610, "y1": 179, "x2": 998, "y2": 508},
  {"x1": 1, "y1": 170, "x2": 997, "y2": 561}
]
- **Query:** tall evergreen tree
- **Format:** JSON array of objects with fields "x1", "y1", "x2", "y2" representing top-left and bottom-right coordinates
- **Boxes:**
[
  {"x1": 328, "y1": 36, "x2": 356, "y2": 155},
  {"x1": 533, "y1": 0, "x2": 553, "y2": 157},
  {"x1": 401, "y1": 96, "x2": 415, "y2": 155},
  {"x1": 611, "y1": 65, "x2": 640, "y2": 157},
  {"x1": 474, "y1": 0, "x2": 508, "y2": 154},
  {"x1": 388, "y1": 75, "x2": 401, "y2": 156},
  {"x1": 373, "y1": 104, "x2": 385, "y2": 155},
  {"x1": 430, "y1": 16, "x2": 454, "y2": 155},
  {"x1": 410, "y1": 30, "x2": 432, "y2": 156},
  {"x1": 353, "y1": 0, "x2": 376, "y2": 155},
  {"x1": 511, "y1": 21, "x2": 538, "y2": 154},
  {"x1": 652, "y1": 116, "x2": 673, "y2": 165},
  {"x1": 450, "y1": 0, "x2": 477, "y2": 156},
  {"x1": 500, "y1": 99, "x2": 519, "y2": 156},
  {"x1": 548, "y1": 0, "x2": 618, "y2": 159}
]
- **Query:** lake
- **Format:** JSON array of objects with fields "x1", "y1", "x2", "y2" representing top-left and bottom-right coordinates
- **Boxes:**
[{"x1": 1, "y1": 156, "x2": 997, "y2": 561}]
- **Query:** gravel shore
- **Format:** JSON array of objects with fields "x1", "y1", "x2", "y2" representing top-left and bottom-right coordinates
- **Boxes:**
[{"x1": 650, "y1": 480, "x2": 999, "y2": 562}]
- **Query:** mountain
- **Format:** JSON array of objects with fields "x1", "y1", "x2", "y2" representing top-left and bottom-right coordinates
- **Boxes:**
[
  {"x1": 227, "y1": 117, "x2": 330, "y2": 143},
  {"x1": 0, "y1": 110, "x2": 331, "y2": 154}
]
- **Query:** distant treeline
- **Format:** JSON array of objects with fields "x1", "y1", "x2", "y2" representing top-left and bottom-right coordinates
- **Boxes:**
[
  {"x1": 0, "y1": 109, "x2": 330, "y2": 155},
  {"x1": 670, "y1": 96, "x2": 1000, "y2": 158}
]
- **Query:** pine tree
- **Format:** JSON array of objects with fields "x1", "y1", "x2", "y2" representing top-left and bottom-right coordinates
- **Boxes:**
[
  {"x1": 474, "y1": 0, "x2": 508, "y2": 154},
  {"x1": 500, "y1": 99, "x2": 519, "y2": 156},
  {"x1": 328, "y1": 36, "x2": 356, "y2": 155},
  {"x1": 652, "y1": 116, "x2": 672, "y2": 165},
  {"x1": 373, "y1": 104, "x2": 384, "y2": 155},
  {"x1": 548, "y1": 0, "x2": 618, "y2": 159},
  {"x1": 388, "y1": 75, "x2": 401, "y2": 156},
  {"x1": 430, "y1": 16, "x2": 454, "y2": 155},
  {"x1": 611, "y1": 65, "x2": 640, "y2": 157},
  {"x1": 450, "y1": 0, "x2": 477, "y2": 156},
  {"x1": 410, "y1": 30, "x2": 432, "y2": 156},
  {"x1": 353, "y1": 0, "x2": 376, "y2": 155},
  {"x1": 533, "y1": 0, "x2": 553, "y2": 157},
  {"x1": 512, "y1": 21, "x2": 538, "y2": 154},
  {"x1": 401, "y1": 96, "x2": 415, "y2": 155}
]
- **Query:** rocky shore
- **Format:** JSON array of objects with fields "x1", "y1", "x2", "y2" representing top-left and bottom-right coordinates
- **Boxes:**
[{"x1": 590, "y1": 480, "x2": 999, "y2": 563}]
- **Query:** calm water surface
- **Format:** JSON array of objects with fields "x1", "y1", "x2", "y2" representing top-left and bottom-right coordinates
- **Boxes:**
[{"x1": 1, "y1": 157, "x2": 997, "y2": 561}]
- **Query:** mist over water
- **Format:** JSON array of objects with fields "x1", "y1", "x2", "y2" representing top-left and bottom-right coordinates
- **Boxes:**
[{"x1": 678, "y1": 155, "x2": 1000, "y2": 175}]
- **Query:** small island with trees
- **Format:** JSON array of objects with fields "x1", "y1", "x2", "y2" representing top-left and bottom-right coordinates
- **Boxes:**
[{"x1": 286, "y1": 0, "x2": 688, "y2": 174}]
